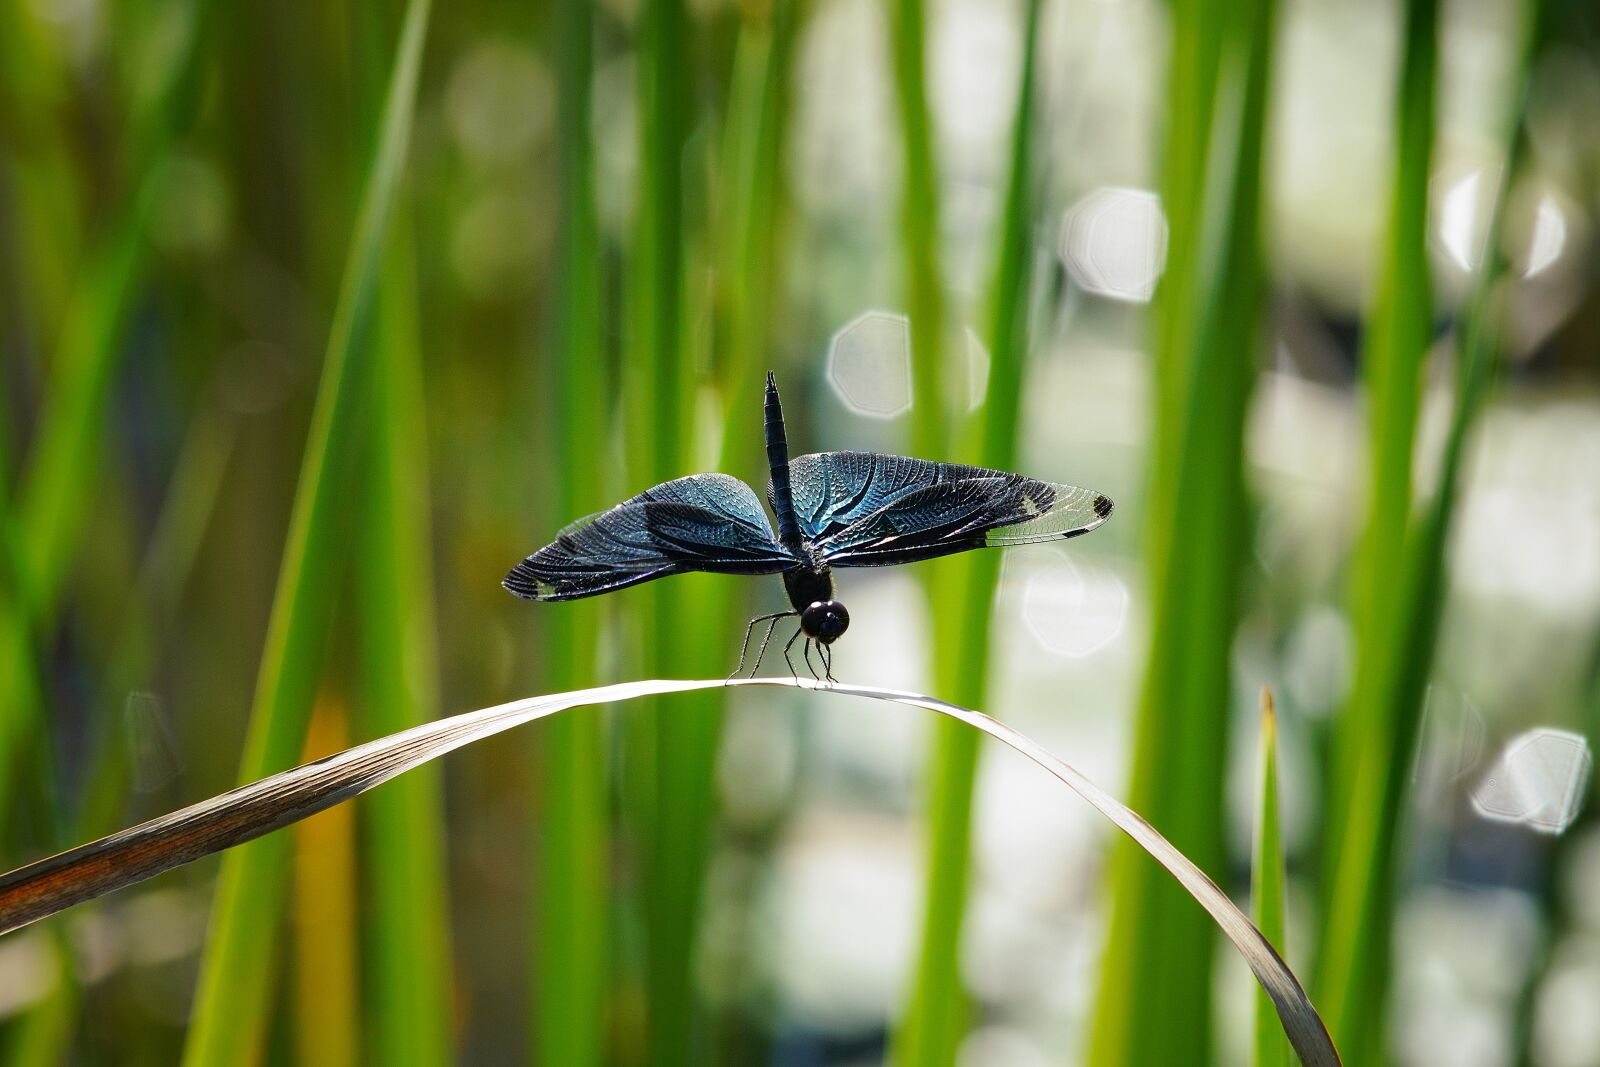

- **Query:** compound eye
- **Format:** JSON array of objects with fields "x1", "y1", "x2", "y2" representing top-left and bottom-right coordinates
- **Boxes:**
[{"x1": 802, "y1": 600, "x2": 850, "y2": 643}]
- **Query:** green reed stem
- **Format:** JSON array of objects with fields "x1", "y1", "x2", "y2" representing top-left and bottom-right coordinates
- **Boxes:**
[
  {"x1": 891, "y1": 2, "x2": 1044, "y2": 1063},
  {"x1": 356, "y1": 199, "x2": 456, "y2": 1067},
  {"x1": 889, "y1": 0, "x2": 947, "y2": 457},
  {"x1": 1313, "y1": 0, "x2": 1440, "y2": 1056},
  {"x1": 179, "y1": 3, "x2": 431, "y2": 1062},
  {"x1": 534, "y1": 0, "x2": 611, "y2": 1061},
  {"x1": 0, "y1": 2, "x2": 209, "y2": 842},
  {"x1": 1317, "y1": 3, "x2": 1545, "y2": 1058},
  {"x1": 1088, "y1": 0, "x2": 1279, "y2": 1061},
  {"x1": 0, "y1": 0, "x2": 82, "y2": 351},
  {"x1": 1253, "y1": 690, "x2": 1289, "y2": 1067},
  {"x1": 625, "y1": 3, "x2": 726, "y2": 1064}
]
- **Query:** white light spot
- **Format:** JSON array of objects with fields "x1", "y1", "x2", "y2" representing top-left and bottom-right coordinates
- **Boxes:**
[
  {"x1": 1392, "y1": 887, "x2": 1537, "y2": 1067},
  {"x1": 1281, "y1": 605, "x2": 1355, "y2": 716},
  {"x1": 964, "y1": 327, "x2": 990, "y2": 412},
  {"x1": 1021, "y1": 555, "x2": 1128, "y2": 658},
  {"x1": 717, "y1": 705, "x2": 796, "y2": 830},
  {"x1": 1525, "y1": 197, "x2": 1567, "y2": 277},
  {"x1": 1534, "y1": 961, "x2": 1600, "y2": 1067},
  {"x1": 1471, "y1": 728, "x2": 1592, "y2": 834},
  {"x1": 1059, "y1": 187, "x2": 1168, "y2": 303},
  {"x1": 0, "y1": 931, "x2": 58, "y2": 1015},
  {"x1": 958, "y1": 1026, "x2": 1055, "y2": 1067},
  {"x1": 123, "y1": 889, "x2": 209, "y2": 966},
  {"x1": 1434, "y1": 167, "x2": 1569, "y2": 278},
  {"x1": 770, "y1": 820, "x2": 917, "y2": 1030},
  {"x1": 1439, "y1": 169, "x2": 1485, "y2": 273},
  {"x1": 447, "y1": 41, "x2": 554, "y2": 166},
  {"x1": 930, "y1": 2, "x2": 1019, "y2": 157},
  {"x1": 827, "y1": 311, "x2": 912, "y2": 418}
]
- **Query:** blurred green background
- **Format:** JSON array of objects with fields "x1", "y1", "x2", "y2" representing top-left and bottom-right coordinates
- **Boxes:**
[{"x1": 1, "y1": 0, "x2": 1597, "y2": 1064}]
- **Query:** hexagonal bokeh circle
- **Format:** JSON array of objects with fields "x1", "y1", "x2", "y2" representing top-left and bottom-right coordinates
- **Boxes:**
[
  {"x1": 1058, "y1": 187, "x2": 1169, "y2": 303},
  {"x1": 1020, "y1": 555, "x2": 1129, "y2": 659},
  {"x1": 825, "y1": 313, "x2": 998, "y2": 418},
  {"x1": 827, "y1": 311, "x2": 912, "y2": 418},
  {"x1": 1471, "y1": 727, "x2": 1592, "y2": 834}
]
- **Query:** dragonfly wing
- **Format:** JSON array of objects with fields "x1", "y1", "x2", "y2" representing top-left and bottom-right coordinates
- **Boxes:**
[
  {"x1": 781, "y1": 451, "x2": 970, "y2": 541},
  {"x1": 505, "y1": 473, "x2": 798, "y2": 601},
  {"x1": 804, "y1": 454, "x2": 1112, "y2": 567}
]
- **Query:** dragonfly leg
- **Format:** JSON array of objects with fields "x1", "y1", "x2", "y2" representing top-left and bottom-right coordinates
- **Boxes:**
[
  {"x1": 731, "y1": 611, "x2": 792, "y2": 679},
  {"x1": 749, "y1": 612, "x2": 794, "y2": 676},
  {"x1": 803, "y1": 639, "x2": 821, "y2": 682},
  {"x1": 820, "y1": 643, "x2": 837, "y2": 686},
  {"x1": 782, "y1": 624, "x2": 805, "y2": 679},
  {"x1": 747, "y1": 614, "x2": 786, "y2": 677}
]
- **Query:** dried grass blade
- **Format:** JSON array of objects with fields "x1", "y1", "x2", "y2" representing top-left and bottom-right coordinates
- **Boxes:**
[{"x1": 0, "y1": 677, "x2": 1339, "y2": 1066}]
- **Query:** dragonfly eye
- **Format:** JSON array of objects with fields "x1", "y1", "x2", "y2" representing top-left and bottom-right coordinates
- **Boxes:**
[{"x1": 801, "y1": 600, "x2": 850, "y2": 644}]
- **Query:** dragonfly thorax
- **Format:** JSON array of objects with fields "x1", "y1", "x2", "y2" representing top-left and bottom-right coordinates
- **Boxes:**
[
  {"x1": 782, "y1": 558, "x2": 834, "y2": 614},
  {"x1": 785, "y1": 552, "x2": 848, "y2": 644}
]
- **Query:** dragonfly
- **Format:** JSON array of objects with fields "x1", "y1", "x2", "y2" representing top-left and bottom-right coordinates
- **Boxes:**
[{"x1": 505, "y1": 372, "x2": 1113, "y2": 682}]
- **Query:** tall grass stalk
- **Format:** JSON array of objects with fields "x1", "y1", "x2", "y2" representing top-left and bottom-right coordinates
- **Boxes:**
[
  {"x1": 626, "y1": 0, "x2": 690, "y2": 500},
  {"x1": 0, "y1": 0, "x2": 81, "y2": 349},
  {"x1": 0, "y1": 438, "x2": 61, "y2": 1057},
  {"x1": 1147, "y1": 0, "x2": 1224, "y2": 448},
  {"x1": 1088, "y1": 0, "x2": 1279, "y2": 1060},
  {"x1": 533, "y1": 0, "x2": 611, "y2": 1061},
  {"x1": 891, "y1": 1, "x2": 1044, "y2": 1063},
  {"x1": 179, "y1": 3, "x2": 432, "y2": 1061},
  {"x1": 0, "y1": 509, "x2": 50, "y2": 857},
  {"x1": 887, "y1": 1, "x2": 953, "y2": 1057},
  {"x1": 624, "y1": 3, "x2": 727, "y2": 1063},
  {"x1": 1318, "y1": 2, "x2": 1545, "y2": 1056},
  {"x1": 695, "y1": 14, "x2": 802, "y2": 1060},
  {"x1": 0, "y1": 3, "x2": 208, "y2": 835},
  {"x1": 10, "y1": 3, "x2": 205, "y2": 617},
  {"x1": 356, "y1": 204, "x2": 456, "y2": 1066},
  {"x1": 1313, "y1": 0, "x2": 1440, "y2": 1054},
  {"x1": 1253, "y1": 690, "x2": 1289, "y2": 1067},
  {"x1": 713, "y1": 0, "x2": 797, "y2": 467},
  {"x1": 889, "y1": 0, "x2": 947, "y2": 458},
  {"x1": 710, "y1": 2, "x2": 800, "y2": 665}
]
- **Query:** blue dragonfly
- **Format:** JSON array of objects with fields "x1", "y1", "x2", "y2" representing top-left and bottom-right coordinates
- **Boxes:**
[{"x1": 505, "y1": 373, "x2": 1113, "y2": 681}]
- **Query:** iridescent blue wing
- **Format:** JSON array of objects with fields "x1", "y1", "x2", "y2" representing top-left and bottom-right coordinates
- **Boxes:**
[
  {"x1": 787, "y1": 451, "x2": 1112, "y2": 568},
  {"x1": 780, "y1": 451, "x2": 945, "y2": 540},
  {"x1": 505, "y1": 473, "x2": 799, "y2": 601}
]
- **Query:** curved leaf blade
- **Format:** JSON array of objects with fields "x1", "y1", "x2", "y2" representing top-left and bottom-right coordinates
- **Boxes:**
[{"x1": 0, "y1": 677, "x2": 1339, "y2": 1067}]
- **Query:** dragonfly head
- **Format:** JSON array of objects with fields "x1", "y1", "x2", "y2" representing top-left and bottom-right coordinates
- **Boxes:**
[{"x1": 800, "y1": 600, "x2": 850, "y2": 644}]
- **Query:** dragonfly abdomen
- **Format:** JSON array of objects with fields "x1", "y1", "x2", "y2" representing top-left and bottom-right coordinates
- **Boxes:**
[{"x1": 764, "y1": 373, "x2": 804, "y2": 550}]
